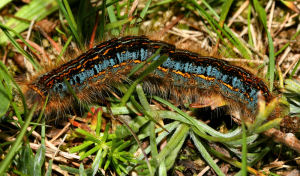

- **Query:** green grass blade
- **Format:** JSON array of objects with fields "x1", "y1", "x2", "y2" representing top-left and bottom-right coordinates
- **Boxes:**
[
  {"x1": 155, "y1": 124, "x2": 189, "y2": 167},
  {"x1": 0, "y1": 0, "x2": 12, "y2": 10},
  {"x1": 64, "y1": 78, "x2": 90, "y2": 113},
  {"x1": 33, "y1": 141, "x2": 46, "y2": 175},
  {"x1": 75, "y1": 128, "x2": 102, "y2": 143},
  {"x1": 27, "y1": 95, "x2": 49, "y2": 137},
  {"x1": 56, "y1": 0, "x2": 81, "y2": 47},
  {"x1": 45, "y1": 160, "x2": 53, "y2": 176},
  {"x1": 136, "y1": 84, "x2": 158, "y2": 157},
  {"x1": 138, "y1": 121, "x2": 179, "y2": 141},
  {"x1": 163, "y1": 131, "x2": 186, "y2": 171},
  {"x1": 80, "y1": 145, "x2": 102, "y2": 160},
  {"x1": 153, "y1": 96, "x2": 243, "y2": 142},
  {"x1": 0, "y1": 23, "x2": 41, "y2": 70},
  {"x1": 33, "y1": 119, "x2": 46, "y2": 175},
  {"x1": 206, "y1": 145, "x2": 262, "y2": 175},
  {"x1": 69, "y1": 141, "x2": 94, "y2": 153},
  {"x1": 267, "y1": 31, "x2": 275, "y2": 91},
  {"x1": 247, "y1": 4, "x2": 254, "y2": 46},
  {"x1": 150, "y1": 121, "x2": 158, "y2": 157},
  {"x1": 92, "y1": 149, "x2": 103, "y2": 176},
  {"x1": 107, "y1": 0, "x2": 119, "y2": 36},
  {"x1": 241, "y1": 123, "x2": 247, "y2": 176},
  {"x1": 252, "y1": 0, "x2": 275, "y2": 91},
  {"x1": 0, "y1": 0, "x2": 58, "y2": 44},
  {"x1": 63, "y1": 0, "x2": 77, "y2": 31},
  {"x1": 136, "y1": 124, "x2": 188, "y2": 175},
  {"x1": 99, "y1": 0, "x2": 106, "y2": 40},
  {"x1": 131, "y1": 0, "x2": 152, "y2": 33},
  {"x1": 0, "y1": 63, "x2": 12, "y2": 117},
  {"x1": 290, "y1": 58, "x2": 300, "y2": 78},
  {"x1": 0, "y1": 103, "x2": 37, "y2": 174},
  {"x1": 120, "y1": 54, "x2": 168, "y2": 105},
  {"x1": 0, "y1": 61, "x2": 28, "y2": 117},
  {"x1": 58, "y1": 35, "x2": 72, "y2": 61},
  {"x1": 95, "y1": 110, "x2": 102, "y2": 136},
  {"x1": 159, "y1": 162, "x2": 167, "y2": 176},
  {"x1": 79, "y1": 163, "x2": 87, "y2": 176},
  {"x1": 275, "y1": 29, "x2": 300, "y2": 56},
  {"x1": 127, "y1": 47, "x2": 162, "y2": 77},
  {"x1": 140, "y1": 0, "x2": 152, "y2": 20},
  {"x1": 104, "y1": 18, "x2": 131, "y2": 30},
  {"x1": 219, "y1": 0, "x2": 233, "y2": 27},
  {"x1": 189, "y1": 0, "x2": 252, "y2": 60},
  {"x1": 18, "y1": 144, "x2": 35, "y2": 175},
  {"x1": 254, "y1": 118, "x2": 282, "y2": 134},
  {"x1": 136, "y1": 84, "x2": 151, "y2": 111},
  {"x1": 190, "y1": 131, "x2": 225, "y2": 176}
]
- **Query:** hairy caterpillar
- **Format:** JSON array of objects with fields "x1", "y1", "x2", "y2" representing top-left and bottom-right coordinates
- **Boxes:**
[{"x1": 24, "y1": 36, "x2": 273, "y2": 120}]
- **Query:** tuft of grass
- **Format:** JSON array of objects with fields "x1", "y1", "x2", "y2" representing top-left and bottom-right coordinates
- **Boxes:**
[{"x1": 69, "y1": 122, "x2": 136, "y2": 175}]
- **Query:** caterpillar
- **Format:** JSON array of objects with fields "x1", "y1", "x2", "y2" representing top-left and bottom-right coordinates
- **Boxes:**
[{"x1": 24, "y1": 36, "x2": 273, "y2": 120}]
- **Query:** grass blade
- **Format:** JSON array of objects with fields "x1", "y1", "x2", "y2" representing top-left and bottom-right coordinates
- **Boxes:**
[
  {"x1": 241, "y1": 123, "x2": 247, "y2": 176},
  {"x1": 120, "y1": 54, "x2": 168, "y2": 105},
  {"x1": 0, "y1": 23, "x2": 41, "y2": 70},
  {"x1": 190, "y1": 131, "x2": 225, "y2": 176},
  {"x1": 0, "y1": 103, "x2": 37, "y2": 174},
  {"x1": 0, "y1": 63, "x2": 12, "y2": 117},
  {"x1": 219, "y1": 0, "x2": 233, "y2": 27},
  {"x1": 56, "y1": 0, "x2": 81, "y2": 47},
  {"x1": 0, "y1": 0, "x2": 12, "y2": 10},
  {"x1": 0, "y1": 0, "x2": 58, "y2": 44},
  {"x1": 107, "y1": 0, "x2": 119, "y2": 36},
  {"x1": 252, "y1": 0, "x2": 275, "y2": 91}
]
